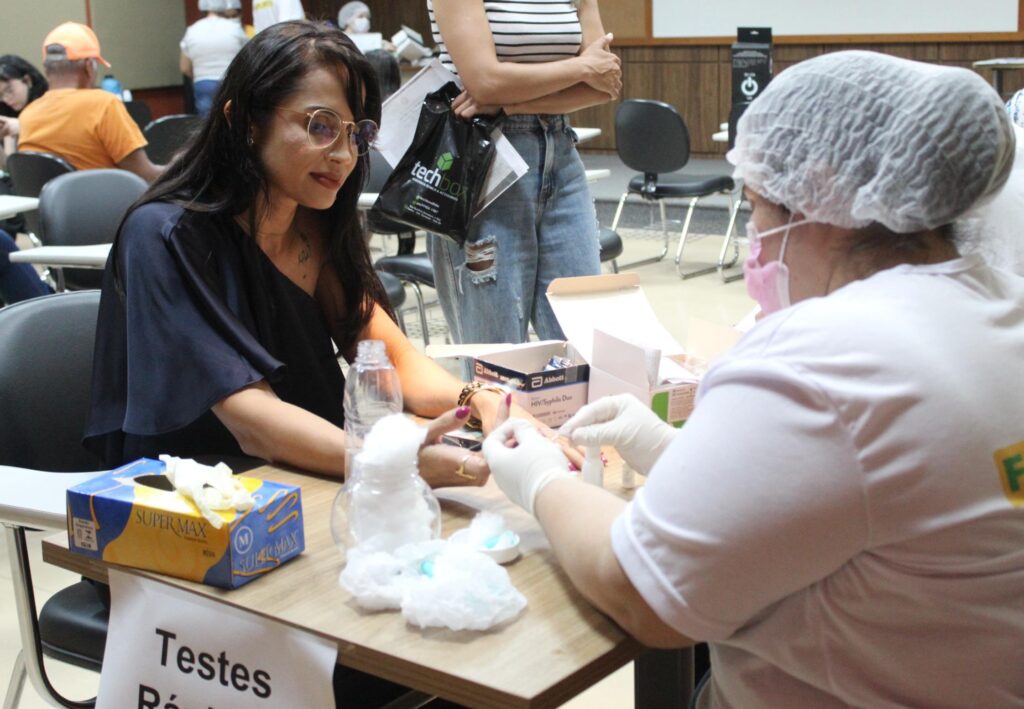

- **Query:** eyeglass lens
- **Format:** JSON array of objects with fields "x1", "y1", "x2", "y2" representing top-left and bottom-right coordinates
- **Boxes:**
[{"x1": 307, "y1": 110, "x2": 378, "y2": 155}]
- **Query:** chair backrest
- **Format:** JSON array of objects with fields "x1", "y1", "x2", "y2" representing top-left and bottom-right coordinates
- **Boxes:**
[
  {"x1": 5, "y1": 151, "x2": 75, "y2": 239},
  {"x1": 615, "y1": 99, "x2": 691, "y2": 176},
  {"x1": 0, "y1": 291, "x2": 103, "y2": 471},
  {"x1": 124, "y1": 100, "x2": 153, "y2": 131},
  {"x1": 38, "y1": 169, "x2": 149, "y2": 289},
  {"x1": 143, "y1": 114, "x2": 202, "y2": 164},
  {"x1": 366, "y1": 149, "x2": 393, "y2": 193}
]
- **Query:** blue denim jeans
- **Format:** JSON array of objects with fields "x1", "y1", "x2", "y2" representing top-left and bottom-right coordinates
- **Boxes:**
[
  {"x1": 0, "y1": 229, "x2": 52, "y2": 306},
  {"x1": 192, "y1": 79, "x2": 220, "y2": 117},
  {"x1": 427, "y1": 114, "x2": 600, "y2": 344}
]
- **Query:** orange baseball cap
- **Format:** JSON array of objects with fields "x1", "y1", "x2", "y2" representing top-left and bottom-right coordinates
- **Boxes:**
[{"x1": 42, "y1": 22, "x2": 111, "y2": 68}]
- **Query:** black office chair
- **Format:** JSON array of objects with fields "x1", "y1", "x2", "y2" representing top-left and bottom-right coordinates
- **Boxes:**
[
  {"x1": 599, "y1": 226, "x2": 623, "y2": 273},
  {"x1": 366, "y1": 150, "x2": 417, "y2": 255},
  {"x1": 124, "y1": 100, "x2": 153, "y2": 131},
  {"x1": 0, "y1": 291, "x2": 105, "y2": 708},
  {"x1": 5, "y1": 151, "x2": 75, "y2": 244},
  {"x1": 38, "y1": 170, "x2": 149, "y2": 290},
  {"x1": 375, "y1": 253, "x2": 436, "y2": 346},
  {"x1": 375, "y1": 269, "x2": 407, "y2": 333},
  {"x1": 143, "y1": 114, "x2": 202, "y2": 165},
  {"x1": 611, "y1": 99, "x2": 740, "y2": 278}
]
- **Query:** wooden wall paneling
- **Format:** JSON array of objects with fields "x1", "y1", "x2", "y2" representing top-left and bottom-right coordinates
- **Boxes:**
[
  {"x1": 600, "y1": 0, "x2": 646, "y2": 40},
  {"x1": 366, "y1": 0, "x2": 431, "y2": 42}
]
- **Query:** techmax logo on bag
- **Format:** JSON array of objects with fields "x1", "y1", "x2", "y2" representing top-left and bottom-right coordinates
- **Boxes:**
[{"x1": 411, "y1": 152, "x2": 466, "y2": 198}]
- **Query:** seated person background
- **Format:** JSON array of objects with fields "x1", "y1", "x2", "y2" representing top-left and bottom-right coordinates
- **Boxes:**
[
  {"x1": 0, "y1": 54, "x2": 48, "y2": 162},
  {"x1": 0, "y1": 228, "x2": 52, "y2": 305},
  {"x1": 16, "y1": 22, "x2": 163, "y2": 183},
  {"x1": 85, "y1": 21, "x2": 516, "y2": 486},
  {"x1": 482, "y1": 51, "x2": 1024, "y2": 707}
]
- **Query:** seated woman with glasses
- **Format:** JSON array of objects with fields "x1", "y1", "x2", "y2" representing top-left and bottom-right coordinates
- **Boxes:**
[{"x1": 85, "y1": 21, "x2": 503, "y2": 487}]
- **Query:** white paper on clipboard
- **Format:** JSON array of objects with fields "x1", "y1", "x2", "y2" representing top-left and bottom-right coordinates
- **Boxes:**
[{"x1": 376, "y1": 59, "x2": 528, "y2": 215}]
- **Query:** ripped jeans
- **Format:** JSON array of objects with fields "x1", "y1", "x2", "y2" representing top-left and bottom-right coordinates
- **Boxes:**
[{"x1": 427, "y1": 114, "x2": 600, "y2": 344}]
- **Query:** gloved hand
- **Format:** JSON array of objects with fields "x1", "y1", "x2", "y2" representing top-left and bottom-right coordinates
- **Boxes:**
[
  {"x1": 482, "y1": 419, "x2": 573, "y2": 516},
  {"x1": 560, "y1": 394, "x2": 677, "y2": 475}
]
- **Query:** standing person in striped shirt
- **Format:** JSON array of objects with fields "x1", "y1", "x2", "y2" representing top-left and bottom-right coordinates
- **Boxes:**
[{"x1": 426, "y1": 0, "x2": 621, "y2": 347}]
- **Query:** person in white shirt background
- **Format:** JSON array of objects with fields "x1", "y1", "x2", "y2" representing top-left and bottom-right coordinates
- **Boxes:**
[
  {"x1": 481, "y1": 50, "x2": 1024, "y2": 708},
  {"x1": 179, "y1": 0, "x2": 248, "y2": 116},
  {"x1": 337, "y1": 2, "x2": 394, "y2": 54}
]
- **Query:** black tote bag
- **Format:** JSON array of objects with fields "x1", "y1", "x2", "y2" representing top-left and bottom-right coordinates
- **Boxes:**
[{"x1": 372, "y1": 81, "x2": 503, "y2": 246}]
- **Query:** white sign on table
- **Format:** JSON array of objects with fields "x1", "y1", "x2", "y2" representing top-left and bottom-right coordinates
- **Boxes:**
[
  {"x1": 98, "y1": 569, "x2": 337, "y2": 709},
  {"x1": 375, "y1": 59, "x2": 528, "y2": 214}
]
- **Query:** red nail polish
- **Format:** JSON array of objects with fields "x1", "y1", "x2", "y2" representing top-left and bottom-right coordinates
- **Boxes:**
[
  {"x1": 568, "y1": 462, "x2": 578, "y2": 472},
  {"x1": 505, "y1": 392, "x2": 512, "y2": 406},
  {"x1": 455, "y1": 406, "x2": 471, "y2": 419}
]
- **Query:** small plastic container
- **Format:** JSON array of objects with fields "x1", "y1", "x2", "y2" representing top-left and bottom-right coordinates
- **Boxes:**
[{"x1": 449, "y1": 528, "x2": 521, "y2": 564}]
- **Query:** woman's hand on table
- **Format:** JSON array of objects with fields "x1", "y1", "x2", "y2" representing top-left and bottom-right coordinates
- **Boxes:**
[
  {"x1": 473, "y1": 389, "x2": 585, "y2": 470},
  {"x1": 417, "y1": 406, "x2": 490, "y2": 488}
]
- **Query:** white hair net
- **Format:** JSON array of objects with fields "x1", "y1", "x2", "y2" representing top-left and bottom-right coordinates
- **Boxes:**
[
  {"x1": 728, "y1": 50, "x2": 1016, "y2": 233},
  {"x1": 338, "y1": 1, "x2": 370, "y2": 28}
]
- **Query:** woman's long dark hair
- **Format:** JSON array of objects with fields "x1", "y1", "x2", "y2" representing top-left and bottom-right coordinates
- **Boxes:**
[
  {"x1": 0, "y1": 55, "x2": 48, "y2": 117},
  {"x1": 118, "y1": 21, "x2": 390, "y2": 356}
]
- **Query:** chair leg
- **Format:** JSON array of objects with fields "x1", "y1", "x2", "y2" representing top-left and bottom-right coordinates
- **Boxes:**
[
  {"x1": 615, "y1": 195, "x2": 672, "y2": 270},
  {"x1": 718, "y1": 194, "x2": 747, "y2": 283},
  {"x1": 408, "y1": 282, "x2": 430, "y2": 347},
  {"x1": 675, "y1": 198, "x2": 718, "y2": 280},
  {"x1": 395, "y1": 307, "x2": 407, "y2": 334},
  {"x1": 3, "y1": 524, "x2": 96, "y2": 709},
  {"x1": 3, "y1": 650, "x2": 26, "y2": 709},
  {"x1": 610, "y1": 191, "x2": 628, "y2": 232}
]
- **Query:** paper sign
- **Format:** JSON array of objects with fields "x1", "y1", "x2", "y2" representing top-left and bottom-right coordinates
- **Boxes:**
[
  {"x1": 98, "y1": 569, "x2": 337, "y2": 709},
  {"x1": 376, "y1": 59, "x2": 528, "y2": 214}
]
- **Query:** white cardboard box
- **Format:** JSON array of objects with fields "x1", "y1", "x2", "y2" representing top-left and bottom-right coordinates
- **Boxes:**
[
  {"x1": 547, "y1": 273, "x2": 727, "y2": 427},
  {"x1": 427, "y1": 273, "x2": 740, "y2": 427}
]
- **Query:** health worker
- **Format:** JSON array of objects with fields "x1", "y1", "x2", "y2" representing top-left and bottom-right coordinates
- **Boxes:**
[{"x1": 482, "y1": 50, "x2": 1024, "y2": 708}]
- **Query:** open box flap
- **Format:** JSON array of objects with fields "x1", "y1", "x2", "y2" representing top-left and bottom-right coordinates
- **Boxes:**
[{"x1": 547, "y1": 273, "x2": 686, "y2": 365}]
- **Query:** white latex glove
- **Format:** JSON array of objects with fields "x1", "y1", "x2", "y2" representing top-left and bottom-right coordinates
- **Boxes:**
[
  {"x1": 482, "y1": 419, "x2": 573, "y2": 516},
  {"x1": 560, "y1": 394, "x2": 677, "y2": 475}
]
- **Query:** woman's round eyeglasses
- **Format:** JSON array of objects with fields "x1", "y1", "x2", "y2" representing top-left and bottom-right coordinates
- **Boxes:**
[{"x1": 276, "y1": 107, "x2": 378, "y2": 155}]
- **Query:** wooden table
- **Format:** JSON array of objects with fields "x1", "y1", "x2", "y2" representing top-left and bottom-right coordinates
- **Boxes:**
[
  {"x1": 973, "y1": 58, "x2": 1024, "y2": 97},
  {"x1": 43, "y1": 463, "x2": 690, "y2": 708},
  {"x1": 0, "y1": 195, "x2": 38, "y2": 221}
]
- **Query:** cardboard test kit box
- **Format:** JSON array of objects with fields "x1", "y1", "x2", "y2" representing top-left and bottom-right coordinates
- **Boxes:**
[
  {"x1": 66, "y1": 458, "x2": 304, "y2": 589},
  {"x1": 431, "y1": 273, "x2": 740, "y2": 427}
]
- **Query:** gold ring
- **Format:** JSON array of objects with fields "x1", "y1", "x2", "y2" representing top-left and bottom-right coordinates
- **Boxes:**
[{"x1": 454, "y1": 452, "x2": 476, "y2": 481}]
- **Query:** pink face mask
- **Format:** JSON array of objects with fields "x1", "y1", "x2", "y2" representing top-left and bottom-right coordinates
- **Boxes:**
[{"x1": 742, "y1": 216, "x2": 809, "y2": 316}]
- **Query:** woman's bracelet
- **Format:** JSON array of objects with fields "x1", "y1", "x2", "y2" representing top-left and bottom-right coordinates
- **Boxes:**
[{"x1": 457, "y1": 381, "x2": 506, "y2": 430}]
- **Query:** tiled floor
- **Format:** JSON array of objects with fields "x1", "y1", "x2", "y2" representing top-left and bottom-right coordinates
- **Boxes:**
[{"x1": 1, "y1": 176, "x2": 753, "y2": 707}]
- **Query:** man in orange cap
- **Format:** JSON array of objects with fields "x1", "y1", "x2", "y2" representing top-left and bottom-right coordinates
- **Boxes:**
[{"x1": 16, "y1": 22, "x2": 163, "y2": 182}]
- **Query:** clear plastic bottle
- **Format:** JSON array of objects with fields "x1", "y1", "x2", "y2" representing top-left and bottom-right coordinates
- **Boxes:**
[
  {"x1": 342, "y1": 340, "x2": 403, "y2": 474},
  {"x1": 331, "y1": 456, "x2": 441, "y2": 555}
]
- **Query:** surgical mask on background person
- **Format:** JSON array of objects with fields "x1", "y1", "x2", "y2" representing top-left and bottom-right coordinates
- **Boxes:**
[
  {"x1": 351, "y1": 16, "x2": 371, "y2": 33},
  {"x1": 742, "y1": 216, "x2": 809, "y2": 315}
]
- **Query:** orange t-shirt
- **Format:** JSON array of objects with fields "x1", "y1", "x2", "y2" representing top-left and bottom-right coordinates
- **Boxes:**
[{"x1": 17, "y1": 89, "x2": 147, "y2": 170}]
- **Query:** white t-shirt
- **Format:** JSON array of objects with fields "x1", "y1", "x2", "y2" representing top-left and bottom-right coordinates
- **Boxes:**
[
  {"x1": 179, "y1": 16, "x2": 248, "y2": 82},
  {"x1": 252, "y1": 0, "x2": 305, "y2": 34},
  {"x1": 612, "y1": 254, "x2": 1024, "y2": 708}
]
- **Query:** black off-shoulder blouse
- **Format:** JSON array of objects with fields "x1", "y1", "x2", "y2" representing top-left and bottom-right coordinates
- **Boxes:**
[{"x1": 84, "y1": 202, "x2": 345, "y2": 467}]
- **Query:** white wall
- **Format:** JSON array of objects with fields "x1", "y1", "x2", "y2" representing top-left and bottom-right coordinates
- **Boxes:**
[
  {"x1": 652, "y1": 0, "x2": 1019, "y2": 38},
  {"x1": 0, "y1": 0, "x2": 186, "y2": 90}
]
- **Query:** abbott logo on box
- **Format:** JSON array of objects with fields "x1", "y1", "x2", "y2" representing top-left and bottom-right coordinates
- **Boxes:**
[{"x1": 411, "y1": 151, "x2": 466, "y2": 199}]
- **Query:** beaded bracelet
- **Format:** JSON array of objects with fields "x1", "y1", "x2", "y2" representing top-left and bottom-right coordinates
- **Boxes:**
[{"x1": 457, "y1": 381, "x2": 506, "y2": 430}]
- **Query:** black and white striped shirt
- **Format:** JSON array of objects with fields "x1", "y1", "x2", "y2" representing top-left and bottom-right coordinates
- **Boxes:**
[{"x1": 427, "y1": 0, "x2": 582, "y2": 73}]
